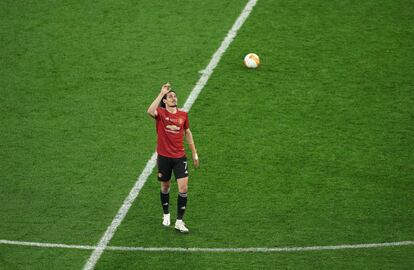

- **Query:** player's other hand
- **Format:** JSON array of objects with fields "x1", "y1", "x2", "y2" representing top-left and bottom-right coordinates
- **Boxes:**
[
  {"x1": 160, "y1": 82, "x2": 171, "y2": 95},
  {"x1": 193, "y1": 153, "x2": 199, "y2": 168}
]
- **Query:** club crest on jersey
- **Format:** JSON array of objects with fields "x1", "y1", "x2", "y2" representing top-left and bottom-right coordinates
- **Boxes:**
[{"x1": 167, "y1": 117, "x2": 184, "y2": 125}]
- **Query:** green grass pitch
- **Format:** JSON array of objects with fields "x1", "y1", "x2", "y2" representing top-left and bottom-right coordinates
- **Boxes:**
[{"x1": 1, "y1": 0, "x2": 413, "y2": 269}]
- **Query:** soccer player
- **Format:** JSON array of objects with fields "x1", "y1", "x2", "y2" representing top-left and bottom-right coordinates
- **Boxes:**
[{"x1": 147, "y1": 83, "x2": 199, "y2": 233}]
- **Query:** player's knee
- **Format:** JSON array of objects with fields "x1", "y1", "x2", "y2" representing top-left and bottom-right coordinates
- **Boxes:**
[
  {"x1": 161, "y1": 182, "x2": 170, "y2": 193},
  {"x1": 178, "y1": 186, "x2": 188, "y2": 193},
  {"x1": 161, "y1": 187, "x2": 170, "y2": 194}
]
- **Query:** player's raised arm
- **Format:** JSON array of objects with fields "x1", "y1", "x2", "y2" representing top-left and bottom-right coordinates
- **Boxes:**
[{"x1": 147, "y1": 83, "x2": 171, "y2": 118}]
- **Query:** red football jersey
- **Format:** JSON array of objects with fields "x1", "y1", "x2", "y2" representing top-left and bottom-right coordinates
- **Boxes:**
[{"x1": 155, "y1": 107, "x2": 189, "y2": 158}]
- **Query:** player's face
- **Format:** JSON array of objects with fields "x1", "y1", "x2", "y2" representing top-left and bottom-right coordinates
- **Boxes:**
[{"x1": 165, "y1": 92, "x2": 177, "y2": 107}]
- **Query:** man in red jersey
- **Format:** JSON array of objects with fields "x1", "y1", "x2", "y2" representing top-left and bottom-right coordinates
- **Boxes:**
[{"x1": 147, "y1": 83, "x2": 199, "y2": 233}]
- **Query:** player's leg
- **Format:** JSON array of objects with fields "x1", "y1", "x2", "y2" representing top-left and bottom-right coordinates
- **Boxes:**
[
  {"x1": 160, "y1": 180, "x2": 171, "y2": 226},
  {"x1": 157, "y1": 155, "x2": 173, "y2": 226},
  {"x1": 173, "y1": 156, "x2": 189, "y2": 233},
  {"x1": 176, "y1": 176, "x2": 188, "y2": 219},
  {"x1": 175, "y1": 177, "x2": 189, "y2": 232}
]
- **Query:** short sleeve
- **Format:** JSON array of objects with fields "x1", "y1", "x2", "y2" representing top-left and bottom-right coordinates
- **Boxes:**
[
  {"x1": 184, "y1": 113, "x2": 189, "y2": 130},
  {"x1": 156, "y1": 107, "x2": 164, "y2": 119}
]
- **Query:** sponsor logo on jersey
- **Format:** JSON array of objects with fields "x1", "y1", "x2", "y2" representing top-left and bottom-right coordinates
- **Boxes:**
[{"x1": 166, "y1": 125, "x2": 180, "y2": 132}]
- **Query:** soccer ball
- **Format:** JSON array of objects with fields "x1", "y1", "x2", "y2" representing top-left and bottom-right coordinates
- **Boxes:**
[{"x1": 244, "y1": 53, "x2": 260, "y2": 69}]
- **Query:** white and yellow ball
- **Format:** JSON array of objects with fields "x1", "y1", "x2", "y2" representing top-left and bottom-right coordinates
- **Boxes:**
[{"x1": 244, "y1": 53, "x2": 260, "y2": 69}]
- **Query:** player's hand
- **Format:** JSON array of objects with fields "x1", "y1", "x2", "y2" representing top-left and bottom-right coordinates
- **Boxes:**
[
  {"x1": 160, "y1": 82, "x2": 171, "y2": 95},
  {"x1": 192, "y1": 153, "x2": 199, "y2": 168}
]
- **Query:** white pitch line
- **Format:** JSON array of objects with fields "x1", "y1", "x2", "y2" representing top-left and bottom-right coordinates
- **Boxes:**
[
  {"x1": 182, "y1": 0, "x2": 258, "y2": 112},
  {"x1": 0, "y1": 239, "x2": 96, "y2": 250},
  {"x1": 1, "y1": 239, "x2": 413, "y2": 253},
  {"x1": 82, "y1": 1, "x2": 258, "y2": 269},
  {"x1": 107, "y1": 241, "x2": 414, "y2": 252},
  {"x1": 82, "y1": 152, "x2": 157, "y2": 270}
]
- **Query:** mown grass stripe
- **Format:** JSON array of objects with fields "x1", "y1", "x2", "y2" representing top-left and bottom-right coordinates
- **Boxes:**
[{"x1": 82, "y1": 1, "x2": 258, "y2": 269}]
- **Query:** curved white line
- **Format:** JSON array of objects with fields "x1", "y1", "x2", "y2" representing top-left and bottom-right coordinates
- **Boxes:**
[{"x1": 1, "y1": 239, "x2": 413, "y2": 252}]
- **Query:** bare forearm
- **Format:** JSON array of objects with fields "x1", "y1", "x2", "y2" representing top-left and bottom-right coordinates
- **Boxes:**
[
  {"x1": 185, "y1": 130, "x2": 197, "y2": 155},
  {"x1": 147, "y1": 92, "x2": 164, "y2": 116},
  {"x1": 147, "y1": 83, "x2": 171, "y2": 117},
  {"x1": 185, "y1": 129, "x2": 199, "y2": 167},
  {"x1": 188, "y1": 141, "x2": 197, "y2": 155}
]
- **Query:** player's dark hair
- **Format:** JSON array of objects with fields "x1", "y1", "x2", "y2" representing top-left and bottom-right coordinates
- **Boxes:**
[{"x1": 159, "y1": 90, "x2": 176, "y2": 108}]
